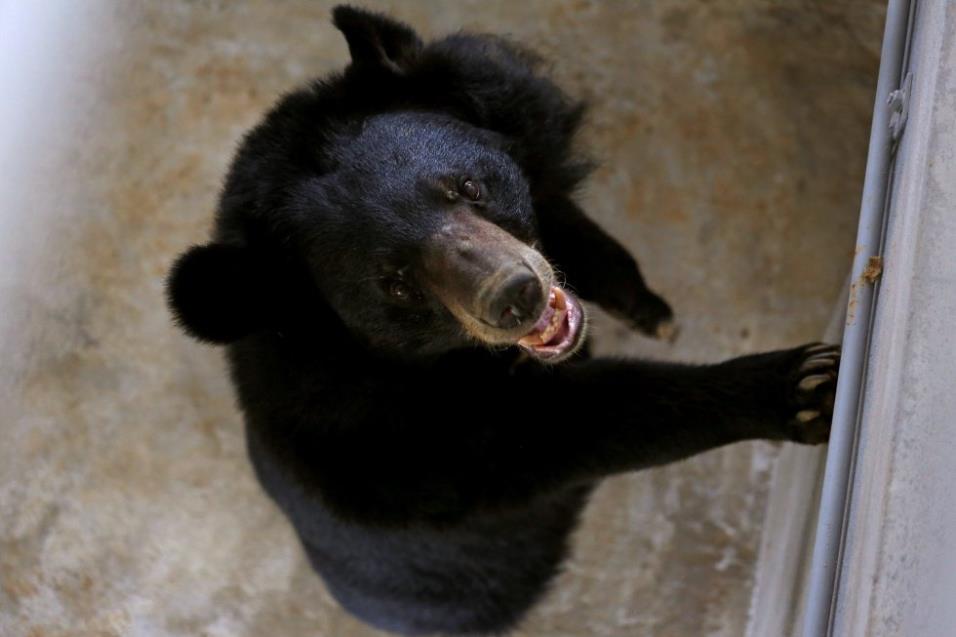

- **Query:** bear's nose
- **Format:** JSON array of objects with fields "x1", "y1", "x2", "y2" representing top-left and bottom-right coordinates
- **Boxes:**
[{"x1": 489, "y1": 270, "x2": 543, "y2": 330}]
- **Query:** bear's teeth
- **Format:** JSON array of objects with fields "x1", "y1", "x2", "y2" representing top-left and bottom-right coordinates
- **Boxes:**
[
  {"x1": 518, "y1": 287, "x2": 571, "y2": 348},
  {"x1": 537, "y1": 306, "x2": 566, "y2": 344}
]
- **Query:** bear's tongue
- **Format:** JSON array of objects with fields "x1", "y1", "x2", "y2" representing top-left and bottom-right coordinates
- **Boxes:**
[{"x1": 517, "y1": 287, "x2": 576, "y2": 354}]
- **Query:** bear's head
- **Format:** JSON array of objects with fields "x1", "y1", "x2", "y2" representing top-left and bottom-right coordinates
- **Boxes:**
[{"x1": 166, "y1": 6, "x2": 587, "y2": 363}]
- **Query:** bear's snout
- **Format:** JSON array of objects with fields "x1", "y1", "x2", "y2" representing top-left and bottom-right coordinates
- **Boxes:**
[
  {"x1": 485, "y1": 269, "x2": 543, "y2": 330},
  {"x1": 422, "y1": 211, "x2": 553, "y2": 344}
]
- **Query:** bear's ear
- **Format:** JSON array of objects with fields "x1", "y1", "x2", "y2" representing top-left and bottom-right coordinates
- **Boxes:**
[
  {"x1": 332, "y1": 5, "x2": 422, "y2": 73},
  {"x1": 166, "y1": 243, "x2": 276, "y2": 344}
]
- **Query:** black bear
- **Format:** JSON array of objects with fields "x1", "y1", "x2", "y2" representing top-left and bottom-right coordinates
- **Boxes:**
[{"x1": 167, "y1": 6, "x2": 839, "y2": 636}]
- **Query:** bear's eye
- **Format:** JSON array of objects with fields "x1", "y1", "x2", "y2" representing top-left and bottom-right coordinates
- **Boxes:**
[
  {"x1": 459, "y1": 179, "x2": 480, "y2": 201},
  {"x1": 389, "y1": 280, "x2": 413, "y2": 301}
]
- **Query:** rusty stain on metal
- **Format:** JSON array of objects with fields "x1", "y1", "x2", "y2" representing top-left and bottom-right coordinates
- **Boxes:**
[
  {"x1": 847, "y1": 256, "x2": 884, "y2": 326},
  {"x1": 847, "y1": 281, "x2": 859, "y2": 325},
  {"x1": 862, "y1": 255, "x2": 884, "y2": 284}
]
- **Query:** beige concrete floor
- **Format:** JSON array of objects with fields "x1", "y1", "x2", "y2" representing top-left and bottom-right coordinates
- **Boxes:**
[{"x1": 0, "y1": 2, "x2": 883, "y2": 636}]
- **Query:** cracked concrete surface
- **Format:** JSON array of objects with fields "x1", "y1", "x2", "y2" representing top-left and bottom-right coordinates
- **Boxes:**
[{"x1": 0, "y1": 2, "x2": 882, "y2": 636}]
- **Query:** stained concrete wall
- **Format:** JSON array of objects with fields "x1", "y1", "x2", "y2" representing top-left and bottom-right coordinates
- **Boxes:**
[{"x1": 0, "y1": 2, "x2": 882, "y2": 636}]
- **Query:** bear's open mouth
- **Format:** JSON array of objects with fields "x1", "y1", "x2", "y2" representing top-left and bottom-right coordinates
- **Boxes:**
[{"x1": 517, "y1": 287, "x2": 584, "y2": 362}]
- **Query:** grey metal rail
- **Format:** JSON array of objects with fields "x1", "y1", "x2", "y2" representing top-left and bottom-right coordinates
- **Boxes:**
[{"x1": 800, "y1": 1, "x2": 915, "y2": 635}]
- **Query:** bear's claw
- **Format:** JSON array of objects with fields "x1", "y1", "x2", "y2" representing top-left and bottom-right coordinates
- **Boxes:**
[
  {"x1": 654, "y1": 319, "x2": 679, "y2": 343},
  {"x1": 789, "y1": 343, "x2": 841, "y2": 444},
  {"x1": 617, "y1": 289, "x2": 676, "y2": 342}
]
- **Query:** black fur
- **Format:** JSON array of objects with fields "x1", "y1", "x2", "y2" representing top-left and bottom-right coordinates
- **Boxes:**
[{"x1": 166, "y1": 7, "x2": 838, "y2": 635}]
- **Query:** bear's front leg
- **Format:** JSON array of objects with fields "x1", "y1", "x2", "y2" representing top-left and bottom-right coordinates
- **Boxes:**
[
  {"x1": 298, "y1": 343, "x2": 840, "y2": 524},
  {"x1": 536, "y1": 196, "x2": 676, "y2": 340},
  {"x1": 529, "y1": 341, "x2": 841, "y2": 473}
]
